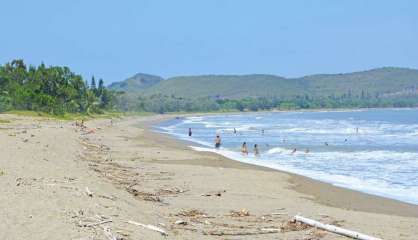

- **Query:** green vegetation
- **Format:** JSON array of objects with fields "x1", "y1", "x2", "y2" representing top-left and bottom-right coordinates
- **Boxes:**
[
  {"x1": 0, "y1": 60, "x2": 117, "y2": 115},
  {"x1": 112, "y1": 67, "x2": 418, "y2": 113},
  {"x1": 2, "y1": 59, "x2": 418, "y2": 116},
  {"x1": 108, "y1": 73, "x2": 163, "y2": 92},
  {"x1": 0, "y1": 119, "x2": 10, "y2": 124},
  {"x1": 131, "y1": 67, "x2": 418, "y2": 99}
]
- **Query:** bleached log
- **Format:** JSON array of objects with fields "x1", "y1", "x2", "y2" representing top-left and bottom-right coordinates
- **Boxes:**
[
  {"x1": 204, "y1": 228, "x2": 280, "y2": 236},
  {"x1": 126, "y1": 220, "x2": 168, "y2": 236},
  {"x1": 83, "y1": 220, "x2": 112, "y2": 227},
  {"x1": 294, "y1": 215, "x2": 382, "y2": 240}
]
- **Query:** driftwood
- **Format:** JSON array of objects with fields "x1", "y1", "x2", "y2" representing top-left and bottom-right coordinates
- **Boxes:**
[
  {"x1": 82, "y1": 220, "x2": 112, "y2": 227},
  {"x1": 85, "y1": 187, "x2": 93, "y2": 197},
  {"x1": 101, "y1": 226, "x2": 119, "y2": 240},
  {"x1": 294, "y1": 215, "x2": 382, "y2": 240},
  {"x1": 126, "y1": 220, "x2": 168, "y2": 236},
  {"x1": 203, "y1": 228, "x2": 280, "y2": 236}
]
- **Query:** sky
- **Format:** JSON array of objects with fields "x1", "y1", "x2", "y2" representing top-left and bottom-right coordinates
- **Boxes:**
[{"x1": 1, "y1": 0, "x2": 417, "y2": 84}]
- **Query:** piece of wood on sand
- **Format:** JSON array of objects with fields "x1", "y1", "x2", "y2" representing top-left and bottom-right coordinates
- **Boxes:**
[
  {"x1": 126, "y1": 220, "x2": 168, "y2": 236},
  {"x1": 203, "y1": 228, "x2": 280, "y2": 236},
  {"x1": 85, "y1": 187, "x2": 93, "y2": 197},
  {"x1": 294, "y1": 215, "x2": 382, "y2": 240}
]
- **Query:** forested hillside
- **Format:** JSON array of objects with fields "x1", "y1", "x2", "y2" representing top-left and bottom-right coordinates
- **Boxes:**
[
  {"x1": 110, "y1": 67, "x2": 418, "y2": 113},
  {"x1": 140, "y1": 67, "x2": 418, "y2": 99}
]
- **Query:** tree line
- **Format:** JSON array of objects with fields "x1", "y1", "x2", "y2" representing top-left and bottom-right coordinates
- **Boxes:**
[
  {"x1": 121, "y1": 93, "x2": 418, "y2": 113},
  {"x1": 0, "y1": 60, "x2": 116, "y2": 115},
  {"x1": 2, "y1": 59, "x2": 418, "y2": 115}
]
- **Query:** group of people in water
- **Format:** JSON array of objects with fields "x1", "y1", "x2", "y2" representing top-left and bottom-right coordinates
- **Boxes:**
[
  {"x1": 187, "y1": 126, "x2": 359, "y2": 157},
  {"x1": 188, "y1": 127, "x2": 260, "y2": 156}
]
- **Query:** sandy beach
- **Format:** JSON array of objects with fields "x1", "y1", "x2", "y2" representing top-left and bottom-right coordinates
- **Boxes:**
[{"x1": 1, "y1": 113, "x2": 417, "y2": 240}]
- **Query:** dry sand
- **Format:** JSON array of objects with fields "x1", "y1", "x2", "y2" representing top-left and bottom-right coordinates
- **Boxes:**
[{"x1": 1, "y1": 113, "x2": 417, "y2": 240}]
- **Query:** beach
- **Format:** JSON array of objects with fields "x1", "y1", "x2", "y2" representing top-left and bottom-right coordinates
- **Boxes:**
[{"x1": 1, "y1": 113, "x2": 417, "y2": 240}]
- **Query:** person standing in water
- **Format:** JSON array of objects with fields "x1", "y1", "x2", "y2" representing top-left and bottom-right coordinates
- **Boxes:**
[
  {"x1": 254, "y1": 144, "x2": 260, "y2": 156},
  {"x1": 291, "y1": 148, "x2": 297, "y2": 154},
  {"x1": 241, "y1": 142, "x2": 248, "y2": 155},
  {"x1": 233, "y1": 128, "x2": 237, "y2": 134},
  {"x1": 215, "y1": 135, "x2": 221, "y2": 149},
  {"x1": 188, "y1": 128, "x2": 192, "y2": 137}
]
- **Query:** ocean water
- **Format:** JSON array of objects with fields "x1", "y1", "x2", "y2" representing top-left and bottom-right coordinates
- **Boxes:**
[{"x1": 155, "y1": 109, "x2": 418, "y2": 205}]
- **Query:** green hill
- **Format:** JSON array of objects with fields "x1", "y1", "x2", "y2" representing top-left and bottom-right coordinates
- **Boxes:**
[
  {"x1": 113, "y1": 67, "x2": 418, "y2": 99},
  {"x1": 108, "y1": 73, "x2": 163, "y2": 92}
]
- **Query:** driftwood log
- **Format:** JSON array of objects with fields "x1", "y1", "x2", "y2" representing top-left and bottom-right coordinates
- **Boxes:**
[
  {"x1": 126, "y1": 220, "x2": 168, "y2": 236},
  {"x1": 294, "y1": 215, "x2": 382, "y2": 240}
]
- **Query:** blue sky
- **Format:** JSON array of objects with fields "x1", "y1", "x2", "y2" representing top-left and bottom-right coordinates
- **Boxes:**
[{"x1": 1, "y1": 0, "x2": 417, "y2": 83}]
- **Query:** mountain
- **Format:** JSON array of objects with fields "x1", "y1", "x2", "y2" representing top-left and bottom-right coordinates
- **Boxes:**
[
  {"x1": 112, "y1": 67, "x2": 418, "y2": 99},
  {"x1": 108, "y1": 73, "x2": 163, "y2": 92}
]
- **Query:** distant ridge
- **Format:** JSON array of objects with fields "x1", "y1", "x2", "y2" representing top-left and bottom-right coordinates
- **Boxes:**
[
  {"x1": 110, "y1": 67, "x2": 418, "y2": 99},
  {"x1": 108, "y1": 73, "x2": 163, "y2": 92}
]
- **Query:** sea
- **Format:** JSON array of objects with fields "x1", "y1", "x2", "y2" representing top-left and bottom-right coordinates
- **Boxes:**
[{"x1": 155, "y1": 109, "x2": 418, "y2": 205}]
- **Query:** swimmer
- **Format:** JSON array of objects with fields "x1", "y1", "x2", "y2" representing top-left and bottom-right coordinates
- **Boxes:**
[
  {"x1": 215, "y1": 135, "x2": 221, "y2": 148},
  {"x1": 188, "y1": 128, "x2": 192, "y2": 137},
  {"x1": 324, "y1": 142, "x2": 329, "y2": 146},
  {"x1": 254, "y1": 144, "x2": 260, "y2": 156},
  {"x1": 305, "y1": 148, "x2": 310, "y2": 154},
  {"x1": 233, "y1": 128, "x2": 237, "y2": 134},
  {"x1": 291, "y1": 148, "x2": 297, "y2": 154},
  {"x1": 241, "y1": 142, "x2": 248, "y2": 155}
]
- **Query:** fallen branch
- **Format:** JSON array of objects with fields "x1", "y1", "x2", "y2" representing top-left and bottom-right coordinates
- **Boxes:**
[
  {"x1": 126, "y1": 220, "x2": 168, "y2": 236},
  {"x1": 85, "y1": 187, "x2": 93, "y2": 197},
  {"x1": 81, "y1": 220, "x2": 112, "y2": 227},
  {"x1": 203, "y1": 228, "x2": 279, "y2": 236},
  {"x1": 294, "y1": 215, "x2": 382, "y2": 240}
]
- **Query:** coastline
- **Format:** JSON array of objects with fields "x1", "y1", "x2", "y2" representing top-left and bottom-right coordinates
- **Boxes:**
[
  {"x1": 2, "y1": 113, "x2": 418, "y2": 239},
  {"x1": 148, "y1": 115, "x2": 418, "y2": 218}
]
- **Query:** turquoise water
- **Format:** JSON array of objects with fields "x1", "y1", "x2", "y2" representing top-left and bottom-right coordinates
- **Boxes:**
[{"x1": 156, "y1": 109, "x2": 418, "y2": 205}]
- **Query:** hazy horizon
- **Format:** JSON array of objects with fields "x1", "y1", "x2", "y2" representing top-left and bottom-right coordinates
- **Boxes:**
[{"x1": 1, "y1": 0, "x2": 417, "y2": 83}]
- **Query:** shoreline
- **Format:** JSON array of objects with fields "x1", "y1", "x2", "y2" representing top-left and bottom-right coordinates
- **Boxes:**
[
  {"x1": 148, "y1": 114, "x2": 418, "y2": 218},
  {"x1": 2, "y1": 112, "x2": 418, "y2": 239}
]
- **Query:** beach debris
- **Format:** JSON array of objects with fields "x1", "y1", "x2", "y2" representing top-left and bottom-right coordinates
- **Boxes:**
[
  {"x1": 0, "y1": 170, "x2": 4, "y2": 176},
  {"x1": 126, "y1": 188, "x2": 161, "y2": 202},
  {"x1": 203, "y1": 228, "x2": 280, "y2": 236},
  {"x1": 176, "y1": 209, "x2": 207, "y2": 218},
  {"x1": 102, "y1": 225, "x2": 122, "y2": 240},
  {"x1": 293, "y1": 215, "x2": 382, "y2": 240},
  {"x1": 280, "y1": 219, "x2": 310, "y2": 232},
  {"x1": 85, "y1": 187, "x2": 93, "y2": 197},
  {"x1": 79, "y1": 219, "x2": 113, "y2": 227},
  {"x1": 126, "y1": 220, "x2": 168, "y2": 236},
  {"x1": 201, "y1": 190, "x2": 225, "y2": 197},
  {"x1": 229, "y1": 209, "x2": 250, "y2": 217},
  {"x1": 271, "y1": 212, "x2": 288, "y2": 216},
  {"x1": 175, "y1": 220, "x2": 187, "y2": 225}
]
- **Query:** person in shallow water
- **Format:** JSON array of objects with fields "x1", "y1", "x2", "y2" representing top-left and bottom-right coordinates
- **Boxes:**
[
  {"x1": 305, "y1": 148, "x2": 310, "y2": 154},
  {"x1": 254, "y1": 144, "x2": 260, "y2": 156},
  {"x1": 188, "y1": 128, "x2": 192, "y2": 137},
  {"x1": 233, "y1": 128, "x2": 237, "y2": 134},
  {"x1": 241, "y1": 142, "x2": 248, "y2": 155},
  {"x1": 215, "y1": 135, "x2": 221, "y2": 148},
  {"x1": 291, "y1": 148, "x2": 297, "y2": 154}
]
